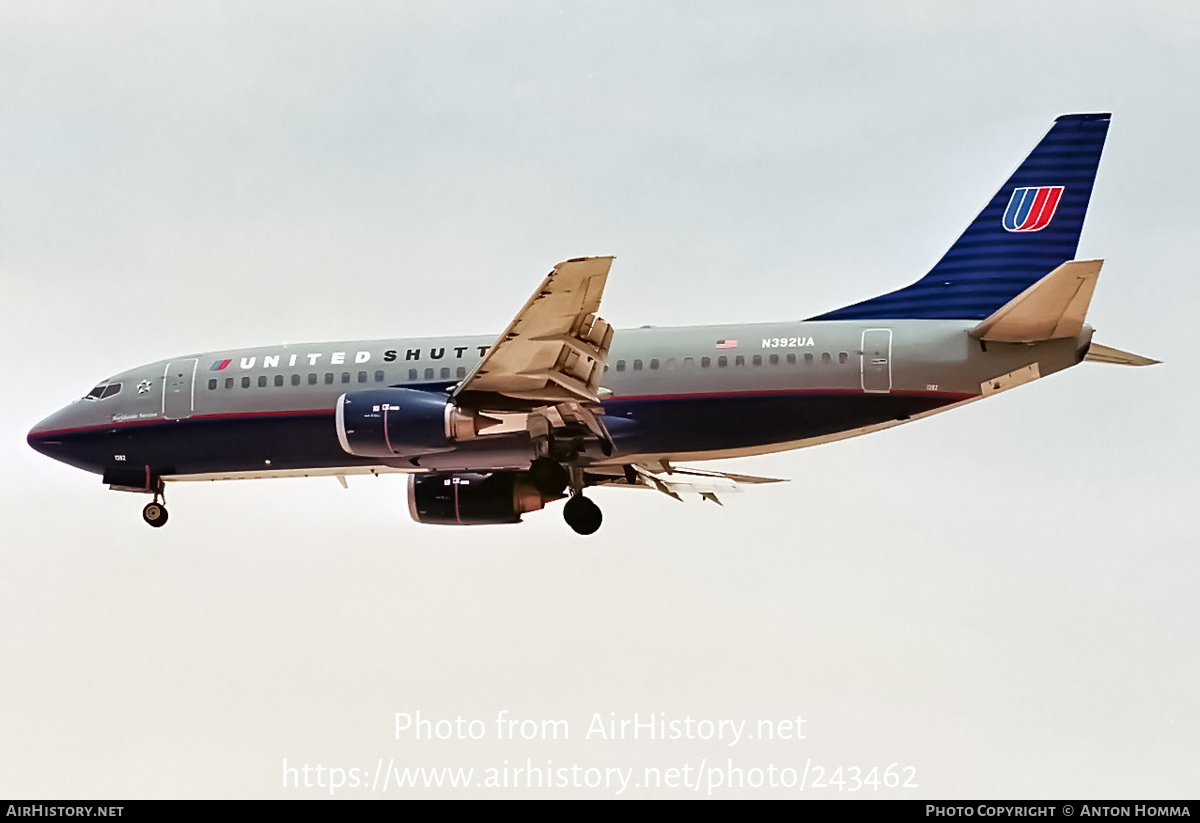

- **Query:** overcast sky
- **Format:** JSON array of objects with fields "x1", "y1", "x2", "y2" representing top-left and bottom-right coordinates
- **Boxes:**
[{"x1": 2, "y1": 1, "x2": 1196, "y2": 798}]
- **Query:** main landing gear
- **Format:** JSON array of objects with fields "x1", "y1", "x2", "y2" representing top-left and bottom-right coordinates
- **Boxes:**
[
  {"x1": 552, "y1": 462, "x2": 602, "y2": 536},
  {"x1": 563, "y1": 494, "x2": 602, "y2": 536},
  {"x1": 142, "y1": 485, "x2": 168, "y2": 528},
  {"x1": 528, "y1": 456, "x2": 570, "y2": 497},
  {"x1": 529, "y1": 425, "x2": 607, "y2": 535}
]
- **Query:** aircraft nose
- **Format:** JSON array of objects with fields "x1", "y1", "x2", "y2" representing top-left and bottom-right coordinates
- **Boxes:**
[
  {"x1": 27, "y1": 407, "x2": 75, "y2": 458},
  {"x1": 28, "y1": 403, "x2": 113, "y2": 476},
  {"x1": 29, "y1": 419, "x2": 55, "y2": 457}
]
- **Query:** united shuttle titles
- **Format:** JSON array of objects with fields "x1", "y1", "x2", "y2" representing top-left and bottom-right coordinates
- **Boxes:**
[{"x1": 208, "y1": 345, "x2": 492, "y2": 371}]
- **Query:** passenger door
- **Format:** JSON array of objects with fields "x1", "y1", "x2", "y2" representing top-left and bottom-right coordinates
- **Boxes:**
[
  {"x1": 861, "y1": 329, "x2": 892, "y2": 393},
  {"x1": 162, "y1": 359, "x2": 197, "y2": 419}
]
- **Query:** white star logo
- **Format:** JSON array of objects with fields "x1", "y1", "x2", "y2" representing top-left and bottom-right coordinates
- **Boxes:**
[{"x1": 137, "y1": 380, "x2": 152, "y2": 395}]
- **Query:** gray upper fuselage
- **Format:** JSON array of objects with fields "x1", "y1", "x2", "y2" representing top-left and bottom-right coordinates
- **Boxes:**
[{"x1": 31, "y1": 318, "x2": 1091, "y2": 476}]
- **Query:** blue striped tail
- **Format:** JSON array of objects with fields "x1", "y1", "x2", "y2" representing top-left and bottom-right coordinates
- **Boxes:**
[{"x1": 809, "y1": 113, "x2": 1110, "y2": 321}]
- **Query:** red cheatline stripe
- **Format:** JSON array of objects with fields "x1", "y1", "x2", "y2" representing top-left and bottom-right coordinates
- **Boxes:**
[
  {"x1": 31, "y1": 408, "x2": 336, "y2": 437},
  {"x1": 608, "y1": 388, "x2": 974, "y2": 402},
  {"x1": 30, "y1": 389, "x2": 976, "y2": 438}
]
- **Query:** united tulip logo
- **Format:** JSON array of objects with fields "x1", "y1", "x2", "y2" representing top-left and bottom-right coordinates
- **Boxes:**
[{"x1": 1002, "y1": 186, "x2": 1064, "y2": 232}]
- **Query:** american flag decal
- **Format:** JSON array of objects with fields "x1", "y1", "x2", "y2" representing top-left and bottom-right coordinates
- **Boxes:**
[{"x1": 715, "y1": 339, "x2": 738, "y2": 349}]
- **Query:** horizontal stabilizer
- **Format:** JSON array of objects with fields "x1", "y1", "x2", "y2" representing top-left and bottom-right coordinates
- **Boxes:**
[
  {"x1": 1084, "y1": 343, "x2": 1160, "y2": 366},
  {"x1": 970, "y1": 259, "x2": 1101, "y2": 342}
]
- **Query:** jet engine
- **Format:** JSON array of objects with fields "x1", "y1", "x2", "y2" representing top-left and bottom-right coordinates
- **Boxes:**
[
  {"x1": 407, "y1": 471, "x2": 553, "y2": 525},
  {"x1": 335, "y1": 388, "x2": 486, "y2": 458}
]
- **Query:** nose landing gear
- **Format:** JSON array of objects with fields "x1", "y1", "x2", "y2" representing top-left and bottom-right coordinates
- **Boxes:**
[
  {"x1": 141, "y1": 482, "x2": 168, "y2": 528},
  {"x1": 142, "y1": 501, "x2": 168, "y2": 528}
]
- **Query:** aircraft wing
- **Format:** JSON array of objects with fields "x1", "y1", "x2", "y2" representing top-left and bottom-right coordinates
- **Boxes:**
[
  {"x1": 591, "y1": 463, "x2": 788, "y2": 505},
  {"x1": 454, "y1": 256, "x2": 615, "y2": 405}
]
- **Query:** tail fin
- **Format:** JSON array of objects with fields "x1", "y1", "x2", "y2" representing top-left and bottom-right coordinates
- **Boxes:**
[{"x1": 810, "y1": 113, "x2": 1111, "y2": 321}]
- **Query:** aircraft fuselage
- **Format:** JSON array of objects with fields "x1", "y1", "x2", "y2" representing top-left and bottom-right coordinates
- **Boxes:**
[{"x1": 27, "y1": 318, "x2": 1091, "y2": 485}]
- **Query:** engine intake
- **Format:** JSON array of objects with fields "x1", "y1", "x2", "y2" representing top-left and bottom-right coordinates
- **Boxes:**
[
  {"x1": 407, "y1": 471, "x2": 552, "y2": 525},
  {"x1": 336, "y1": 388, "x2": 482, "y2": 458}
]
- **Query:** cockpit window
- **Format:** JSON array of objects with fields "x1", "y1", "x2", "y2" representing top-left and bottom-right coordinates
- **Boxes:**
[{"x1": 83, "y1": 382, "x2": 122, "y2": 401}]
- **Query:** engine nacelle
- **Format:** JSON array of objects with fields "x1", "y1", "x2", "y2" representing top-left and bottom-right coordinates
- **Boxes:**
[
  {"x1": 336, "y1": 388, "x2": 483, "y2": 458},
  {"x1": 407, "y1": 472, "x2": 552, "y2": 525}
]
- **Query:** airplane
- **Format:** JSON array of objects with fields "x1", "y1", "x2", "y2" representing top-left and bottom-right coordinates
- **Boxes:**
[{"x1": 27, "y1": 112, "x2": 1157, "y2": 536}]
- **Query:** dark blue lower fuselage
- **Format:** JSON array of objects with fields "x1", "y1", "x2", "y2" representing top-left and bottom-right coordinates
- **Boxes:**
[{"x1": 28, "y1": 390, "x2": 966, "y2": 483}]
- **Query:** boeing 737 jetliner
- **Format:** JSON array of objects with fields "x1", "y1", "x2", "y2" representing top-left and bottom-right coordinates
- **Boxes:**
[{"x1": 28, "y1": 113, "x2": 1156, "y2": 534}]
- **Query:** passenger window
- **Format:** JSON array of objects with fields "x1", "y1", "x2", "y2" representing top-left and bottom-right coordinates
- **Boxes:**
[
  {"x1": 456, "y1": 367, "x2": 466, "y2": 378},
  {"x1": 769, "y1": 354, "x2": 779, "y2": 366},
  {"x1": 424, "y1": 368, "x2": 434, "y2": 379},
  {"x1": 440, "y1": 368, "x2": 450, "y2": 379},
  {"x1": 375, "y1": 370, "x2": 385, "y2": 382},
  {"x1": 804, "y1": 353, "x2": 814, "y2": 365},
  {"x1": 649, "y1": 359, "x2": 659, "y2": 370},
  {"x1": 325, "y1": 373, "x2": 334, "y2": 385},
  {"x1": 274, "y1": 375, "x2": 283, "y2": 387},
  {"x1": 616, "y1": 360, "x2": 626, "y2": 372},
  {"x1": 701, "y1": 357, "x2": 711, "y2": 368},
  {"x1": 752, "y1": 355, "x2": 762, "y2": 366},
  {"x1": 309, "y1": 373, "x2": 318, "y2": 385},
  {"x1": 408, "y1": 369, "x2": 418, "y2": 381},
  {"x1": 821, "y1": 352, "x2": 831, "y2": 364},
  {"x1": 633, "y1": 359, "x2": 643, "y2": 371},
  {"x1": 208, "y1": 379, "x2": 217, "y2": 390},
  {"x1": 735, "y1": 355, "x2": 745, "y2": 367},
  {"x1": 357, "y1": 371, "x2": 367, "y2": 383},
  {"x1": 341, "y1": 372, "x2": 350, "y2": 384},
  {"x1": 241, "y1": 376, "x2": 250, "y2": 389},
  {"x1": 718, "y1": 356, "x2": 728, "y2": 368},
  {"x1": 258, "y1": 375, "x2": 267, "y2": 388},
  {"x1": 225, "y1": 378, "x2": 234, "y2": 389},
  {"x1": 291, "y1": 374, "x2": 301, "y2": 386},
  {"x1": 683, "y1": 357, "x2": 694, "y2": 369},
  {"x1": 787, "y1": 353, "x2": 796, "y2": 365},
  {"x1": 839, "y1": 352, "x2": 848, "y2": 364}
]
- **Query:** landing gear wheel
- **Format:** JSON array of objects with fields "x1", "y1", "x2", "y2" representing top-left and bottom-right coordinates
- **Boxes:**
[
  {"x1": 529, "y1": 457, "x2": 569, "y2": 496},
  {"x1": 142, "y1": 501, "x2": 168, "y2": 528},
  {"x1": 563, "y1": 494, "x2": 602, "y2": 536}
]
